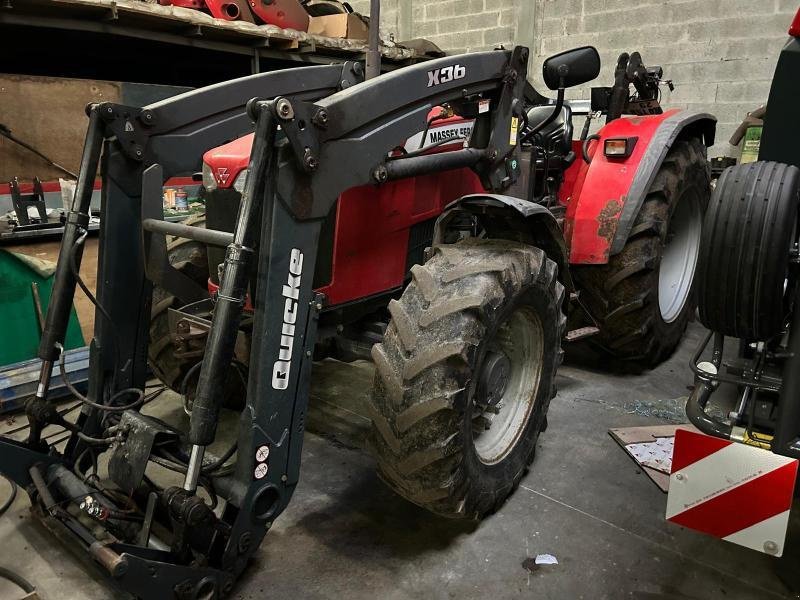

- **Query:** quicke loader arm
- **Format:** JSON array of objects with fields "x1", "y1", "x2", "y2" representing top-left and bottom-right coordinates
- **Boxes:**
[{"x1": 0, "y1": 47, "x2": 532, "y2": 598}]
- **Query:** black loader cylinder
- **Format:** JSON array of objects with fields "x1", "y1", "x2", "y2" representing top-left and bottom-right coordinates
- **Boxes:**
[
  {"x1": 27, "y1": 105, "x2": 104, "y2": 445},
  {"x1": 184, "y1": 101, "x2": 278, "y2": 492}
]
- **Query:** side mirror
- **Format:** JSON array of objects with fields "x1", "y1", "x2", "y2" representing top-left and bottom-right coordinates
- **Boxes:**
[{"x1": 542, "y1": 46, "x2": 601, "y2": 90}]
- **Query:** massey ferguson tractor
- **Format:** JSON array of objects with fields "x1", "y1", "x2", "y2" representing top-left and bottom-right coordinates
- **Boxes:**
[{"x1": 0, "y1": 45, "x2": 714, "y2": 598}]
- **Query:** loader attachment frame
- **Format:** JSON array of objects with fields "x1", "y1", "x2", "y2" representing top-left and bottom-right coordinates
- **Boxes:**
[{"x1": 0, "y1": 47, "x2": 531, "y2": 599}]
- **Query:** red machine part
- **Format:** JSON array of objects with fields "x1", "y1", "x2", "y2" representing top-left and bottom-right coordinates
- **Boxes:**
[
  {"x1": 790, "y1": 7, "x2": 800, "y2": 37},
  {"x1": 204, "y1": 108, "x2": 689, "y2": 304},
  {"x1": 248, "y1": 0, "x2": 310, "y2": 30},
  {"x1": 203, "y1": 133, "x2": 254, "y2": 189},
  {"x1": 207, "y1": 169, "x2": 482, "y2": 306},
  {"x1": 561, "y1": 109, "x2": 677, "y2": 264},
  {"x1": 203, "y1": 113, "x2": 483, "y2": 307},
  {"x1": 159, "y1": 0, "x2": 206, "y2": 8},
  {"x1": 205, "y1": 0, "x2": 256, "y2": 22},
  {"x1": 315, "y1": 169, "x2": 482, "y2": 305},
  {"x1": 160, "y1": 0, "x2": 306, "y2": 28}
]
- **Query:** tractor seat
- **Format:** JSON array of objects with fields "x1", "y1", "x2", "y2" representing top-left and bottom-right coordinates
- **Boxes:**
[{"x1": 525, "y1": 105, "x2": 573, "y2": 155}]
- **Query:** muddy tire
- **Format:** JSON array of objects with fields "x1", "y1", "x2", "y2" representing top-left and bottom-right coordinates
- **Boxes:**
[
  {"x1": 367, "y1": 238, "x2": 566, "y2": 519},
  {"x1": 574, "y1": 138, "x2": 710, "y2": 366},
  {"x1": 697, "y1": 161, "x2": 800, "y2": 340},
  {"x1": 148, "y1": 214, "x2": 209, "y2": 392}
]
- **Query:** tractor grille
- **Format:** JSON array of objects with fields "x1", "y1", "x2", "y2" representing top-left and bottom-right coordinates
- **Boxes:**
[{"x1": 405, "y1": 217, "x2": 437, "y2": 273}]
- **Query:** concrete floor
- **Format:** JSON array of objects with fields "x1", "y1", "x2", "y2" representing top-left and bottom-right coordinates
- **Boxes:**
[{"x1": 1, "y1": 322, "x2": 798, "y2": 599}]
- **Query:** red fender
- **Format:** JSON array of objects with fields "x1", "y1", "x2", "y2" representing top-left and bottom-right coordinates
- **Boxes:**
[{"x1": 562, "y1": 109, "x2": 715, "y2": 264}]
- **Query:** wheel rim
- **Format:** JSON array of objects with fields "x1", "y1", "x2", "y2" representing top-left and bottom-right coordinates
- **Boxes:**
[
  {"x1": 658, "y1": 190, "x2": 702, "y2": 323},
  {"x1": 472, "y1": 307, "x2": 544, "y2": 465}
]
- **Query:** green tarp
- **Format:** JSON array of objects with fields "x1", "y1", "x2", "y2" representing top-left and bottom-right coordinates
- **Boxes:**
[{"x1": 0, "y1": 249, "x2": 84, "y2": 365}]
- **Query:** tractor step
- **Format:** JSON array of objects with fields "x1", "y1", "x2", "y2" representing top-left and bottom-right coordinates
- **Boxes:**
[{"x1": 565, "y1": 326, "x2": 600, "y2": 342}]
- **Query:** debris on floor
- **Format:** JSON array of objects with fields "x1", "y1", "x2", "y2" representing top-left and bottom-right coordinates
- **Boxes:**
[
  {"x1": 626, "y1": 436, "x2": 674, "y2": 474},
  {"x1": 522, "y1": 554, "x2": 559, "y2": 573},
  {"x1": 609, "y1": 424, "x2": 700, "y2": 492}
]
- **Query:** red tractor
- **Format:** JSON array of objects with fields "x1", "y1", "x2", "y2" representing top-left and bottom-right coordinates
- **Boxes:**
[
  {"x1": 3, "y1": 46, "x2": 716, "y2": 598},
  {"x1": 150, "y1": 49, "x2": 715, "y2": 517}
]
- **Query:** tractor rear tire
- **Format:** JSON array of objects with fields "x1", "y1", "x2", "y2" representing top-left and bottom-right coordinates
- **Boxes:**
[
  {"x1": 697, "y1": 161, "x2": 800, "y2": 340},
  {"x1": 148, "y1": 213, "x2": 210, "y2": 392},
  {"x1": 367, "y1": 238, "x2": 566, "y2": 519},
  {"x1": 574, "y1": 138, "x2": 710, "y2": 367}
]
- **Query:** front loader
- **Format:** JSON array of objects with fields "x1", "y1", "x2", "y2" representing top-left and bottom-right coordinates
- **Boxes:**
[{"x1": 0, "y1": 47, "x2": 577, "y2": 598}]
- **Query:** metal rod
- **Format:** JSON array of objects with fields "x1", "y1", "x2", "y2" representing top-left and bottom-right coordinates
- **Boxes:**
[
  {"x1": 685, "y1": 380, "x2": 734, "y2": 440},
  {"x1": 365, "y1": 0, "x2": 381, "y2": 80},
  {"x1": 138, "y1": 491, "x2": 157, "y2": 547},
  {"x1": 142, "y1": 218, "x2": 234, "y2": 247},
  {"x1": 685, "y1": 331, "x2": 734, "y2": 440},
  {"x1": 183, "y1": 445, "x2": 205, "y2": 492},
  {"x1": 184, "y1": 102, "x2": 278, "y2": 491},
  {"x1": 688, "y1": 331, "x2": 781, "y2": 393},
  {"x1": 385, "y1": 148, "x2": 485, "y2": 180},
  {"x1": 89, "y1": 542, "x2": 129, "y2": 578},
  {"x1": 31, "y1": 282, "x2": 45, "y2": 335}
]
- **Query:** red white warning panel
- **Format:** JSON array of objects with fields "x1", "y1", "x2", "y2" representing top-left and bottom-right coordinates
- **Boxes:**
[{"x1": 667, "y1": 429, "x2": 798, "y2": 556}]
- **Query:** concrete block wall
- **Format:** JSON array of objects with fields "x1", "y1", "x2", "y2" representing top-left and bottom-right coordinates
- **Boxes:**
[
  {"x1": 348, "y1": 0, "x2": 401, "y2": 40},
  {"x1": 353, "y1": 0, "x2": 797, "y2": 156},
  {"x1": 351, "y1": 0, "x2": 518, "y2": 52},
  {"x1": 532, "y1": 0, "x2": 797, "y2": 155},
  {"x1": 410, "y1": 0, "x2": 519, "y2": 54}
]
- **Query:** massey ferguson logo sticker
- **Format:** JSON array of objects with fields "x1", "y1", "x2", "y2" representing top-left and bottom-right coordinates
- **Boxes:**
[
  {"x1": 403, "y1": 120, "x2": 475, "y2": 152},
  {"x1": 216, "y1": 167, "x2": 230, "y2": 185},
  {"x1": 427, "y1": 64, "x2": 466, "y2": 87},
  {"x1": 272, "y1": 248, "x2": 303, "y2": 390}
]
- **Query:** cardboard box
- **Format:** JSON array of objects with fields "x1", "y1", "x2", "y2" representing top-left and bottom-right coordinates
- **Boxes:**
[{"x1": 307, "y1": 13, "x2": 369, "y2": 40}]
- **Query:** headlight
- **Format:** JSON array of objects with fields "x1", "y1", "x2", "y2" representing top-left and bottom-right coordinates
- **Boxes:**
[
  {"x1": 233, "y1": 169, "x2": 248, "y2": 193},
  {"x1": 604, "y1": 137, "x2": 638, "y2": 158},
  {"x1": 202, "y1": 162, "x2": 217, "y2": 192}
]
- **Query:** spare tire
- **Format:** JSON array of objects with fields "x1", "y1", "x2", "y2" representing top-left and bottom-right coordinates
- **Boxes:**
[{"x1": 697, "y1": 161, "x2": 800, "y2": 340}]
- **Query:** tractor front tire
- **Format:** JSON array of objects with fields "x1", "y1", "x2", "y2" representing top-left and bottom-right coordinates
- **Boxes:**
[
  {"x1": 148, "y1": 213, "x2": 210, "y2": 392},
  {"x1": 367, "y1": 239, "x2": 566, "y2": 519},
  {"x1": 575, "y1": 138, "x2": 710, "y2": 367}
]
